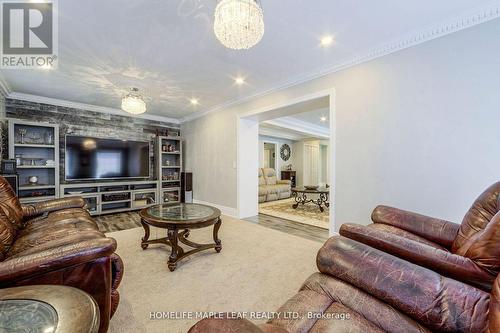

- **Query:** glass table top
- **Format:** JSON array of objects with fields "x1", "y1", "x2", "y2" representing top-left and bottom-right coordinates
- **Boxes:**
[
  {"x1": 145, "y1": 203, "x2": 218, "y2": 221},
  {"x1": 0, "y1": 299, "x2": 58, "y2": 333},
  {"x1": 292, "y1": 186, "x2": 329, "y2": 193}
]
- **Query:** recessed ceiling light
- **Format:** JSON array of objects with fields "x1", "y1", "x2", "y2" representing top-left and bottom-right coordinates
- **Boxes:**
[
  {"x1": 235, "y1": 77, "x2": 245, "y2": 85},
  {"x1": 320, "y1": 35, "x2": 334, "y2": 47},
  {"x1": 320, "y1": 116, "x2": 327, "y2": 122},
  {"x1": 190, "y1": 98, "x2": 199, "y2": 106}
]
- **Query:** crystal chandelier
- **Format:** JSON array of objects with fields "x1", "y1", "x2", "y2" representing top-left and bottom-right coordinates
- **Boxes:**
[
  {"x1": 214, "y1": 0, "x2": 264, "y2": 50},
  {"x1": 121, "y1": 88, "x2": 146, "y2": 115}
]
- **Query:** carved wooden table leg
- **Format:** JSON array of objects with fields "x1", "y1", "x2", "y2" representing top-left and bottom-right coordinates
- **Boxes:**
[
  {"x1": 213, "y1": 218, "x2": 222, "y2": 253},
  {"x1": 292, "y1": 191, "x2": 300, "y2": 209},
  {"x1": 140, "y1": 218, "x2": 150, "y2": 250},
  {"x1": 139, "y1": 204, "x2": 223, "y2": 272},
  {"x1": 167, "y1": 228, "x2": 180, "y2": 271}
]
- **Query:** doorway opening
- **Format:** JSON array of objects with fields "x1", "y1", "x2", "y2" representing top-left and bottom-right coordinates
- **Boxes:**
[
  {"x1": 237, "y1": 89, "x2": 336, "y2": 235},
  {"x1": 262, "y1": 142, "x2": 277, "y2": 170}
]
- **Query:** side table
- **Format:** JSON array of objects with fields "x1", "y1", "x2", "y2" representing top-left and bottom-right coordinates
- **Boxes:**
[{"x1": 0, "y1": 285, "x2": 99, "y2": 333}]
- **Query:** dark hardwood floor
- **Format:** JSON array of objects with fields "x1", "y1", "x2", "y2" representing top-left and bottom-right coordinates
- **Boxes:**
[{"x1": 244, "y1": 214, "x2": 329, "y2": 243}]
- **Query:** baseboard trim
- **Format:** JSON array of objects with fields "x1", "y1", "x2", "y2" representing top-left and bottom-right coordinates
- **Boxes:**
[{"x1": 193, "y1": 199, "x2": 238, "y2": 218}]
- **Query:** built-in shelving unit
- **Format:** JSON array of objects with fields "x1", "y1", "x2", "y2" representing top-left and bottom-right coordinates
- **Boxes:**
[
  {"x1": 157, "y1": 136, "x2": 182, "y2": 203},
  {"x1": 8, "y1": 119, "x2": 60, "y2": 204},
  {"x1": 7, "y1": 119, "x2": 182, "y2": 213},
  {"x1": 60, "y1": 181, "x2": 159, "y2": 215}
]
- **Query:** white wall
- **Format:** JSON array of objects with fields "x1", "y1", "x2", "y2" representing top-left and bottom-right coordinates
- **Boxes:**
[
  {"x1": 182, "y1": 19, "x2": 500, "y2": 226},
  {"x1": 182, "y1": 110, "x2": 238, "y2": 209}
]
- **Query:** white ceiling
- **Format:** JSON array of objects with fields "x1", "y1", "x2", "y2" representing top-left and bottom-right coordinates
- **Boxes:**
[
  {"x1": 259, "y1": 123, "x2": 318, "y2": 141},
  {"x1": 290, "y1": 108, "x2": 329, "y2": 129},
  {"x1": 0, "y1": 0, "x2": 495, "y2": 120}
]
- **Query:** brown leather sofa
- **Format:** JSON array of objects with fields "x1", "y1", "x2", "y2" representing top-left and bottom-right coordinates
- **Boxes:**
[
  {"x1": 340, "y1": 181, "x2": 500, "y2": 291},
  {"x1": 0, "y1": 176, "x2": 123, "y2": 333},
  {"x1": 189, "y1": 236, "x2": 500, "y2": 332}
]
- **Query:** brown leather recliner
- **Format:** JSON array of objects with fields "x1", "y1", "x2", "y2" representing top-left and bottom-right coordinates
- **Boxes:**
[
  {"x1": 339, "y1": 181, "x2": 500, "y2": 291},
  {"x1": 189, "y1": 236, "x2": 500, "y2": 333},
  {"x1": 0, "y1": 176, "x2": 123, "y2": 333}
]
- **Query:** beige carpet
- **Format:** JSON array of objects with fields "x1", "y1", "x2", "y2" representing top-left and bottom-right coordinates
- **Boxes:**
[
  {"x1": 259, "y1": 198, "x2": 329, "y2": 229},
  {"x1": 109, "y1": 216, "x2": 322, "y2": 333}
]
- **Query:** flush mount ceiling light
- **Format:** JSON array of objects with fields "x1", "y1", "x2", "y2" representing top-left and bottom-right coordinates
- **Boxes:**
[
  {"x1": 190, "y1": 98, "x2": 200, "y2": 106},
  {"x1": 320, "y1": 116, "x2": 327, "y2": 122},
  {"x1": 121, "y1": 88, "x2": 146, "y2": 115},
  {"x1": 214, "y1": 0, "x2": 264, "y2": 50},
  {"x1": 320, "y1": 35, "x2": 334, "y2": 47},
  {"x1": 235, "y1": 76, "x2": 245, "y2": 85}
]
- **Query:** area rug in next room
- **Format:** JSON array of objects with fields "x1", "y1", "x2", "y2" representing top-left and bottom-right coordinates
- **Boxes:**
[
  {"x1": 259, "y1": 198, "x2": 329, "y2": 229},
  {"x1": 108, "y1": 216, "x2": 321, "y2": 333}
]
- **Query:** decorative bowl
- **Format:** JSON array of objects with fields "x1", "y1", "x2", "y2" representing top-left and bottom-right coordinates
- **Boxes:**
[
  {"x1": 68, "y1": 191, "x2": 83, "y2": 195},
  {"x1": 304, "y1": 185, "x2": 319, "y2": 190},
  {"x1": 28, "y1": 176, "x2": 38, "y2": 184}
]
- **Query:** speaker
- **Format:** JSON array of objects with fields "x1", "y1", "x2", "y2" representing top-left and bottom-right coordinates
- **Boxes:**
[
  {"x1": 1, "y1": 160, "x2": 16, "y2": 174},
  {"x1": 1, "y1": 174, "x2": 18, "y2": 196},
  {"x1": 181, "y1": 172, "x2": 193, "y2": 203}
]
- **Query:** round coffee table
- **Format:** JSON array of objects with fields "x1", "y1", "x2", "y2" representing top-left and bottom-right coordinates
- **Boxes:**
[
  {"x1": 291, "y1": 187, "x2": 330, "y2": 212},
  {"x1": 139, "y1": 203, "x2": 222, "y2": 271}
]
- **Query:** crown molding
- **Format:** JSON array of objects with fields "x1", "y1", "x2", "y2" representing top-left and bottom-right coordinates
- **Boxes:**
[
  {"x1": 259, "y1": 125, "x2": 307, "y2": 141},
  {"x1": 7, "y1": 92, "x2": 180, "y2": 124},
  {"x1": 263, "y1": 117, "x2": 330, "y2": 139},
  {"x1": 181, "y1": 2, "x2": 500, "y2": 123}
]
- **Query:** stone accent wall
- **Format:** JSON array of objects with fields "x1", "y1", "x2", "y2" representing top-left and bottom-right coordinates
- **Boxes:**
[
  {"x1": 0, "y1": 93, "x2": 6, "y2": 159},
  {"x1": 0, "y1": 94, "x2": 5, "y2": 118},
  {"x1": 5, "y1": 98, "x2": 180, "y2": 183}
]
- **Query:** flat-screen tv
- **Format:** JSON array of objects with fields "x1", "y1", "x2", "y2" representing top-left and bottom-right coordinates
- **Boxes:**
[{"x1": 65, "y1": 136, "x2": 150, "y2": 180}]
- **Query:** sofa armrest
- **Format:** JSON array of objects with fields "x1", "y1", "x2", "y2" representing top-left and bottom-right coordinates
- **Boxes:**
[
  {"x1": 22, "y1": 197, "x2": 86, "y2": 218},
  {"x1": 339, "y1": 223, "x2": 494, "y2": 291},
  {"x1": 277, "y1": 180, "x2": 291, "y2": 185},
  {"x1": 371, "y1": 205, "x2": 460, "y2": 247},
  {"x1": 490, "y1": 276, "x2": 500, "y2": 332},
  {"x1": 189, "y1": 318, "x2": 288, "y2": 333},
  {"x1": 0, "y1": 237, "x2": 116, "y2": 285},
  {"x1": 316, "y1": 236, "x2": 490, "y2": 333}
]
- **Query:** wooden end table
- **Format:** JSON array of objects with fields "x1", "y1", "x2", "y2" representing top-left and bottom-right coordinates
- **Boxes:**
[
  {"x1": 0, "y1": 285, "x2": 99, "y2": 333},
  {"x1": 139, "y1": 203, "x2": 222, "y2": 271}
]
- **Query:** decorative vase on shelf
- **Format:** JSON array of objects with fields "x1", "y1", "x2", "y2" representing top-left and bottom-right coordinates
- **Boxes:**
[
  {"x1": 45, "y1": 132, "x2": 53, "y2": 145},
  {"x1": 17, "y1": 128, "x2": 27, "y2": 144}
]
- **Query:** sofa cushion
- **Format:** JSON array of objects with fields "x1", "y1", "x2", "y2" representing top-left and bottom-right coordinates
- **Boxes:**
[
  {"x1": 301, "y1": 273, "x2": 431, "y2": 333},
  {"x1": 21, "y1": 208, "x2": 97, "y2": 235},
  {"x1": 0, "y1": 178, "x2": 24, "y2": 229},
  {"x1": 263, "y1": 168, "x2": 277, "y2": 185},
  {"x1": 366, "y1": 223, "x2": 448, "y2": 251},
  {"x1": 258, "y1": 186, "x2": 268, "y2": 196},
  {"x1": 0, "y1": 209, "x2": 16, "y2": 260},
  {"x1": 7, "y1": 208, "x2": 103, "y2": 258},
  {"x1": 309, "y1": 303, "x2": 386, "y2": 333},
  {"x1": 455, "y1": 211, "x2": 500, "y2": 275},
  {"x1": 7, "y1": 227, "x2": 105, "y2": 259},
  {"x1": 267, "y1": 184, "x2": 290, "y2": 194},
  {"x1": 258, "y1": 169, "x2": 266, "y2": 186}
]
